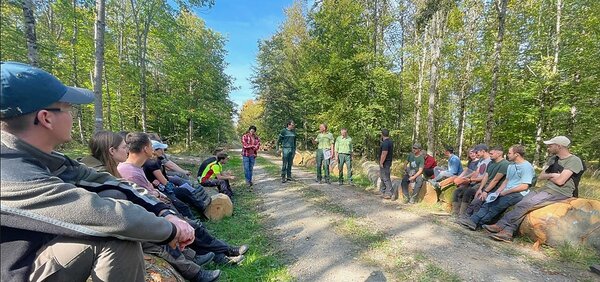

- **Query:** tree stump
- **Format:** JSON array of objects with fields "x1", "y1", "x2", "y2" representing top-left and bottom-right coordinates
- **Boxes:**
[
  {"x1": 421, "y1": 182, "x2": 439, "y2": 204},
  {"x1": 519, "y1": 198, "x2": 600, "y2": 251},
  {"x1": 203, "y1": 193, "x2": 233, "y2": 221}
]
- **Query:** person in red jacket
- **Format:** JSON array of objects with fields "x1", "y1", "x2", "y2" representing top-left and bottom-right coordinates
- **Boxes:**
[{"x1": 423, "y1": 150, "x2": 438, "y2": 179}]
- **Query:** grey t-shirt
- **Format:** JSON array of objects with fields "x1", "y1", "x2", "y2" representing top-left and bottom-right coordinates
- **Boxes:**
[{"x1": 541, "y1": 155, "x2": 584, "y2": 197}]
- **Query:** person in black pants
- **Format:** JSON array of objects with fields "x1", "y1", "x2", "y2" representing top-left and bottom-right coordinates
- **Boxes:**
[{"x1": 378, "y1": 129, "x2": 394, "y2": 199}]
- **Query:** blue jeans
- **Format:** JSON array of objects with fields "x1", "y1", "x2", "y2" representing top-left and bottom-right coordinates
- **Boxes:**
[
  {"x1": 471, "y1": 192, "x2": 524, "y2": 225},
  {"x1": 243, "y1": 156, "x2": 256, "y2": 183}
]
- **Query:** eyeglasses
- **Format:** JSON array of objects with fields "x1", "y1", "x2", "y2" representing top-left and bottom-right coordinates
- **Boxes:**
[{"x1": 33, "y1": 108, "x2": 75, "y2": 125}]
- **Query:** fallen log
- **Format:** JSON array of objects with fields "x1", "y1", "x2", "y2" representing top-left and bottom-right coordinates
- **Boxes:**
[
  {"x1": 144, "y1": 254, "x2": 185, "y2": 282},
  {"x1": 203, "y1": 193, "x2": 233, "y2": 221},
  {"x1": 519, "y1": 198, "x2": 600, "y2": 251}
]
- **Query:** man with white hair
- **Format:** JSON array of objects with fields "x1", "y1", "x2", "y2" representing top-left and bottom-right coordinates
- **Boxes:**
[{"x1": 485, "y1": 136, "x2": 584, "y2": 242}]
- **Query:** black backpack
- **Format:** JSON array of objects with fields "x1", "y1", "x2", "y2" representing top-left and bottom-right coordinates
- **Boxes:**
[{"x1": 544, "y1": 155, "x2": 586, "y2": 197}]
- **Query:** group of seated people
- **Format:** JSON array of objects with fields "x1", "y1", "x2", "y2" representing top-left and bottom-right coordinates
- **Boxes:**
[
  {"x1": 401, "y1": 137, "x2": 585, "y2": 243},
  {"x1": 80, "y1": 130, "x2": 247, "y2": 281}
]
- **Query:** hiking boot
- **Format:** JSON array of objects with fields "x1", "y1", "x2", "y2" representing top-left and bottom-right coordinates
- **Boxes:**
[
  {"x1": 457, "y1": 218, "x2": 477, "y2": 231},
  {"x1": 482, "y1": 224, "x2": 503, "y2": 233},
  {"x1": 490, "y1": 230, "x2": 513, "y2": 242},
  {"x1": 282, "y1": 177, "x2": 287, "y2": 183},
  {"x1": 192, "y1": 252, "x2": 215, "y2": 267},
  {"x1": 287, "y1": 177, "x2": 295, "y2": 181},
  {"x1": 227, "y1": 245, "x2": 249, "y2": 256},
  {"x1": 192, "y1": 269, "x2": 221, "y2": 282},
  {"x1": 214, "y1": 253, "x2": 245, "y2": 265}
]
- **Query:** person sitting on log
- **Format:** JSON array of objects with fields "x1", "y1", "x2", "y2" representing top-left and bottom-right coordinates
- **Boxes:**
[
  {"x1": 459, "y1": 146, "x2": 510, "y2": 219},
  {"x1": 422, "y1": 150, "x2": 438, "y2": 179},
  {"x1": 118, "y1": 133, "x2": 249, "y2": 265},
  {"x1": 0, "y1": 62, "x2": 196, "y2": 281},
  {"x1": 485, "y1": 136, "x2": 584, "y2": 242},
  {"x1": 429, "y1": 146, "x2": 463, "y2": 190},
  {"x1": 148, "y1": 133, "x2": 196, "y2": 187},
  {"x1": 458, "y1": 145, "x2": 534, "y2": 231},
  {"x1": 451, "y1": 145, "x2": 491, "y2": 217},
  {"x1": 400, "y1": 143, "x2": 425, "y2": 203},
  {"x1": 81, "y1": 131, "x2": 220, "y2": 282},
  {"x1": 199, "y1": 152, "x2": 236, "y2": 200}
]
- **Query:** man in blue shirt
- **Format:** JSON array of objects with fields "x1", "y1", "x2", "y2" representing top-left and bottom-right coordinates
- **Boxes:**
[
  {"x1": 429, "y1": 146, "x2": 463, "y2": 189},
  {"x1": 458, "y1": 145, "x2": 534, "y2": 230}
]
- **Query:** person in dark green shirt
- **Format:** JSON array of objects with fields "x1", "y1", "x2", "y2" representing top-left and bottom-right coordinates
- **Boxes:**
[
  {"x1": 277, "y1": 120, "x2": 297, "y2": 183},
  {"x1": 400, "y1": 143, "x2": 425, "y2": 203}
]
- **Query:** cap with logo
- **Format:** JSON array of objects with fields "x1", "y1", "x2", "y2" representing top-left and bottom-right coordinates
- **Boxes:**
[
  {"x1": 151, "y1": 140, "x2": 168, "y2": 150},
  {"x1": 1, "y1": 61, "x2": 94, "y2": 119}
]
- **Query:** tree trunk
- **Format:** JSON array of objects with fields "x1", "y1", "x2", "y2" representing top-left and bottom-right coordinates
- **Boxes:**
[
  {"x1": 187, "y1": 118, "x2": 193, "y2": 150},
  {"x1": 22, "y1": 0, "x2": 39, "y2": 67},
  {"x1": 69, "y1": 0, "x2": 85, "y2": 144},
  {"x1": 93, "y1": 0, "x2": 106, "y2": 133},
  {"x1": 117, "y1": 0, "x2": 125, "y2": 130},
  {"x1": 534, "y1": 0, "x2": 562, "y2": 167},
  {"x1": 413, "y1": 28, "x2": 427, "y2": 143},
  {"x1": 104, "y1": 67, "x2": 112, "y2": 130},
  {"x1": 427, "y1": 13, "x2": 443, "y2": 155},
  {"x1": 484, "y1": 0, "x2": 508, "y2": 144}
]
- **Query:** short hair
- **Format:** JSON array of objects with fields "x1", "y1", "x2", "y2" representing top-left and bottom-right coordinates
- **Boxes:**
[
  {"x1": 117, "y1": 131, "x2": 129, "y2": 139},
  {"x1": 0, "y1": 112, "x2": 36, "y2": 133},
  {"x1": 381, "y1": 128, "x2": 390, "y2": 137},
  {"x1": 213, "y1": 148, "x2": 224, "y2": 155},
  {"x1": 147, "y1": 132, "x2": 161, "y2": 142},
  {"x1": 445, "y1": 146, "x2": 454, "y2": 154},
  {"x1": 126, "y1": 132, "x2": 151, "y2": 153},
  {"x1": 474, "y1": 144, "x2": 489, "y2": 152},
  {"x1": 89, "y1": 131, "x2": 124, "y2": 177},
  {"x1": 248, "y1": 125, "x2": 257, "y2": 132},
  {"x1": 510, "y1": 144, "x2": 526, "y2": 157},
  {"x1": 287, "y1": 120, "x2": 295, "y2": 126},
  {"x1": 490, "y1": 145, "x2": 504, "y2": 153},
  {"x1": 216, "y1": 152, "x2": 229, "y2": 162}
]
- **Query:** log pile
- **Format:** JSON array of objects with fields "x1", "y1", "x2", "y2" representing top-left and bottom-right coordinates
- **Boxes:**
[
  {"x1": 203, "y1": 193, "x2": 233, "y2": 221},
  {"x1": 519, "y1": 198, "x2": 600, "y2": 251}
]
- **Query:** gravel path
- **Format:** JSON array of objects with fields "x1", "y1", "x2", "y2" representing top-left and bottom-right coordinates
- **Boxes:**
[{"x1": 254, "y1": 154, "x2": 583, "y2": 282}]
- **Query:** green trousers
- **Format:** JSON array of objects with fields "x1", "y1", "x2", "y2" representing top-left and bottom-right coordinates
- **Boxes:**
[
  {"x1": 281, "y1": 148, "x2": 295, "y2": 178},
  {"x1": 337, "y1": 153, "x2": 352, "y2": 183},
  {"x1": 316, "y1": 149, "x2": 330, "y2": 181}
]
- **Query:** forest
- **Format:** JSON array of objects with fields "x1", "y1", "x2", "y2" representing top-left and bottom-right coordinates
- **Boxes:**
[{"x1": 239, "y1": 0, "x2": 600, "y2": 167}]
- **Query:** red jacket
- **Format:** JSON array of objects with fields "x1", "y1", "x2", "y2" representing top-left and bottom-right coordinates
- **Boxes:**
[{"x1": 424, "y1": 154, "x2": 437, "y2": 169}]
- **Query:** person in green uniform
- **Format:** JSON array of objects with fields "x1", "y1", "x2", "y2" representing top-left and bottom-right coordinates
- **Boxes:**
[
  {"x1": 400, "y1": 143, "x2": 425, "y2": 203},
  {"x1": 334, "y1": 128, "x2": 353, "y2": 185},
  {"x1": 314, "y1": 124, "x2": 334, "y2": 184},
  {"x1": 277, "y1": 120, "x2": 297, "y2": 183}
]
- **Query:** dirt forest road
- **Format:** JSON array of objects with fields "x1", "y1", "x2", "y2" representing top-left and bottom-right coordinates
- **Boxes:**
[{"x1": 251, "y1": 153, "x2": 592, "y2": 282}]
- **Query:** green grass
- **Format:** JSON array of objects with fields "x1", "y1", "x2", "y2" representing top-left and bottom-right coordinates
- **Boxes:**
[
  {"x1": 180, "y1": 155, "x2": 293, "y2": 281},
  {"x1": 334, "y1": 217, "x2": 386, "y2": 249}
]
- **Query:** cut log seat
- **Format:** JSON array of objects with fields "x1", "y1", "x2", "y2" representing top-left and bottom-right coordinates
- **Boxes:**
[{"x1": 203, "y1": 193, "x2": 233, "y2": 221}]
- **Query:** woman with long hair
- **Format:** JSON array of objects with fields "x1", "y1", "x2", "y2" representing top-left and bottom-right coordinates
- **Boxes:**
[{"x1": 83, "y1": 131, "x2": 128, "y2": 177}]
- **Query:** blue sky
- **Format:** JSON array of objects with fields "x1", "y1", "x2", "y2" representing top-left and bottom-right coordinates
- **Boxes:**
[{"x1": 193, "y1": 1, "x2": 294, "y2": 111}]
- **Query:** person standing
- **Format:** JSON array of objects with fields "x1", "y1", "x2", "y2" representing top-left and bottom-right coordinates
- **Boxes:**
[
  {"x1": 241, "y1": 125, "x2": 261, "y2": 186},
  {"x1": 334, "y1": 128, "x2": 353, "y2": 185},
  {"x1": 378, "y1": 129, "x2": 394, "y2": 199},
  {"x1": 314, "y1": 124, "x2": 334, "y2": 184},
  {"x1": 277, "y1": 120, "x2": 297, "y2": 183}
]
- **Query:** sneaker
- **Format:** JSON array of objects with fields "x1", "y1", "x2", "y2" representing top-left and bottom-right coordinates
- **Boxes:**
[
  {"x1": 408, "y1": 196, "x2": 415, "y2": 204},
  {"x1": 490, "y1": 230, "x2": 513, "y2": 242},
  {"x1": 282, "y1": 177, "x2": 287, "y2": 183},
  {"x1": 457, "y1": 218, "x2": 477, "y2": 231},
  {"x1": 192, "y1": 252, "x2": 215, "y2": 267},
  {"x1": 214, "y1": 254, "x2": 245, "y2": 265},
  {"x1": 227, "y1": 245, "x2": 249, "y2": 256},
  {"x1": 192, "y1": 269, "x2": 221, "y2": 282},
  {"x1": 482, "y1": 224, "x2": 503, "y2": 233}
]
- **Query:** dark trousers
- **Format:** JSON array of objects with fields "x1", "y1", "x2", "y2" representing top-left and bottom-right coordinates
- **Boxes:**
[
  {"x1": 471, "y1": 192, "x2": 524, "y2": 225},
  {"x1": 281, "y1": 148, "x2": 295, "y2": 178},
  {"x1": 202, "y1": 179, "x2": 233, "y2": 199},
  {"x1": 164, "y1": 190, "x2": 196, "y2": 220},
  {"x1": 380, "y1": 165, "x2": 392, "y2": 195},
  {"x1": 316, "y1": 149, "x2": 330, "y2": 181},
  {"x1": 401, "y1": 174, "x2": 424, "y2": 198},
  {"x1": 188, "y1": 220, "x2": 231, "y2": 256},
  {"x1": 174, "y1": 188, "x2": 209, "y2": 212},
  {"x1": 497, "y1": 190, "x2": 569, "y2": 234},
  {"x1": 142, "y1": 243, "x2": 200, "y2": 280},
  {"x1": 337, "y1": 153, "x2": 352, "y2": 182}
]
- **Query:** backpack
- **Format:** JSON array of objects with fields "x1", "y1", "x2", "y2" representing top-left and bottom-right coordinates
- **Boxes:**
[{"x1": 544, "y1": 155, "x2": 586, "y2": 198}]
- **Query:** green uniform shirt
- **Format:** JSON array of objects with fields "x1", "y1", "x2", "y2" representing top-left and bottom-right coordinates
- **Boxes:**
[
  {"x1": 407, "y1": 153, "x2": 424, "y2": 176},
  {"x1": 483, "y1": 159, "x2": 509, "y2": 191},
  {"x1": 335, "y1": 136, "x2": 352, "y2": 154},
  {"x1": 316, "y1": 132, "x2": 334, "y2": 150},
  {"x1": 541, "y1": 155, "x2": 583, "y2": 197},
  {"x1": 278, "y1": 128, "x2": 297, "y2": 149}
]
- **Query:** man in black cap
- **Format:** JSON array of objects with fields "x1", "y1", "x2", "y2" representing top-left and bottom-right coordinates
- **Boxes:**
[
  {"x1": 0, "y1": 62, "x2": 202, "y2": 281},
  {"x1": 400, "y1": 143, "x2": 425, "y2": 203}
]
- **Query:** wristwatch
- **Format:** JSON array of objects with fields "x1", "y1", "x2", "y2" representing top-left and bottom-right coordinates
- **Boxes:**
[{"x1": 160, "y1": 209, "x2": 177, "y2": 217}]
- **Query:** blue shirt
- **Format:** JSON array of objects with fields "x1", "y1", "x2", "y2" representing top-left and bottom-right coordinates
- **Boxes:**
[
  {"x1": 448, "y1": 154, "x2": 463, "y2": 175},
  {"x1": 505, "y1": 161, "x2": 534, "y2": 196}
]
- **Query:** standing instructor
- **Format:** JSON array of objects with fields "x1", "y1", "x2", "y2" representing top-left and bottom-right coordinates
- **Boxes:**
[{"x1": 277, "y1": 120, "x2": 297, "y2": 183}]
